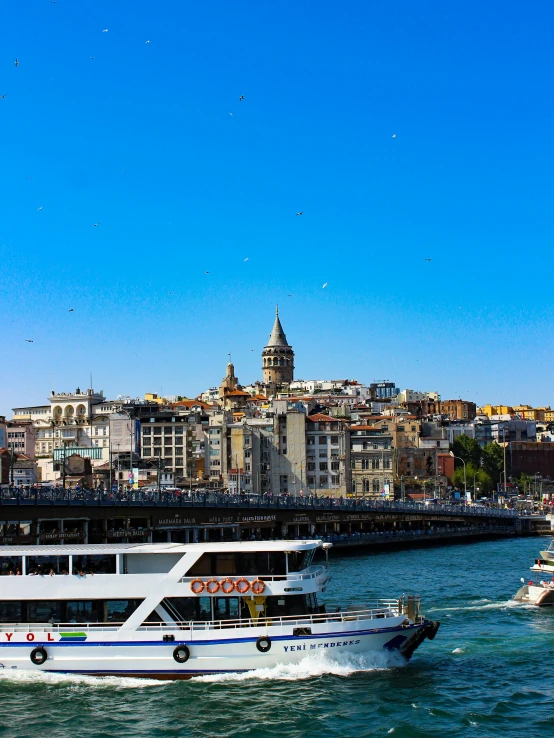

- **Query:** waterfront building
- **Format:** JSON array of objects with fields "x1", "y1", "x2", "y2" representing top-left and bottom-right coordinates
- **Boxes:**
[
  {"x1": 350, "y1": 424, "x2": 394, "y2": 497},
  {"x1": 369, "y1": 381, "x2": 399, "y2": 400},
  {"x1": 305, "y1": 414, "x2": 349, "y2": 495},
  {"x1": 6, "y1": 422, "x2": 35, "y2": 458}
]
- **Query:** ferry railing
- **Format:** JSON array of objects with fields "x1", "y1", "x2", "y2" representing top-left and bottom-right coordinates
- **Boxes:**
[
  {"x1": 137, "y1": 604, "x2": 404, "y2": 632},
  {"x1": 178, "y1": 565, "x2": 327, "y2": 585},
  {"x1": 0, "y1": 602, "x2": 414, "y2": 634}
]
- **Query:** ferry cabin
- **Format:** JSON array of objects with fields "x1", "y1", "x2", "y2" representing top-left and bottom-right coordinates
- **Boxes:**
[{"x1": 0, "y1": 542, "x2": 325, "y2": 627}]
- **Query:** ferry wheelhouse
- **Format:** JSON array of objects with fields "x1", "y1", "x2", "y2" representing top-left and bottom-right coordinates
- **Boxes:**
[
  {"x1": 514, "y1": 541, "x2": 554, "y2": 606},
  {"x1": 0, "y1": 540, "x2": 439, "y2": 678}
]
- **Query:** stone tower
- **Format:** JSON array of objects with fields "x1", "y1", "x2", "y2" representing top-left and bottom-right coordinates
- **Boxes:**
[{"x1": 262, "y1": 306, "x2": 294, "y2": 385}]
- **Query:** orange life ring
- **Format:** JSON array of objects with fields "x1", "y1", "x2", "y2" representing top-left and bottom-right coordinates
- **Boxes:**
[
  {"x1": 205, "y1": 578, "x2": 220, "y2": 594},
  {"x1": 220, "y1": 578, "x2": 235, "y2": 594},
  {"x1": 251, "y1": 579, "x2": 266, "y2": 595},
  {"x1": 190, "y1": 578, "x2": 205, "y2": 594},
  {"x1": 235, "y1": 578, "x2": 250, "y2": 594}
]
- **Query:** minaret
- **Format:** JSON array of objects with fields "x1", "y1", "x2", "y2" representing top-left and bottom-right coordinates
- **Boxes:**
[{"x1": 262, "y1": 306, "x2": 294, "y2": 385}]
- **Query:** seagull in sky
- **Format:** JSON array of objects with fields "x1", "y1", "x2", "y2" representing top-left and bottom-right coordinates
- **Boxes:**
[
  {"x1": 0, "y1": 95, "x2": 7, "y2": 99},
  {"x1": 287, "y1": 294, "x2": 292, "y2": 297},
  {"x1": 424, "y1": 258, "x2": 432, "y2": 262},
  {"x1": 244, "y1": 257, "x2": 249, "y2": 262},
  {"x1": 322, "y1": 282, "x2": 328, "y2": 289},
  {"x1": 239, "y1": 95, "x2": 244, "y2": 101},
  {"x1": 37, "y1": 206, "x2": 43, "y2": 211},
  {"x1": 296, "y1": 211, "x2": 303, "y2": 216},
  {"x1": 145, "y1": 40, "x2": 150, "y2": 44},
  {"x1": 102, "y1": 28, "x2": 108, "y2": 32},
  {"x1": 14, "y1": 59, "x2": 19, "y2": 68},
  {"x1": 25, "y1": 339, "x2": 34, "y2": 343},
  {"x1": 205, "y1": 271, "x2": 209, "y2": 274},
  {"x1": 90, "y1": 57, "x2": 95, "y2": 60},
  {"x1": 229, "y1": 112, "x2": 233, "y2": 116},
  {"x1": 93, "y1": 223, "x2": 100, "y2": 227},
  {"x1": 68, "y1": 308, "x2": 74, "y2": 312},
  {"x1": 392, "y1": 134, "x2": 397, "y2": 138}
]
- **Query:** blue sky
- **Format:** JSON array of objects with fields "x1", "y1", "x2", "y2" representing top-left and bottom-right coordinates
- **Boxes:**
[{"x1": 1, "y1": 0, "x2": 553, "y2": 415}]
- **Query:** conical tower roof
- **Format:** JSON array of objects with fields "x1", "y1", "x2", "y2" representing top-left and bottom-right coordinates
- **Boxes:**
[{"x1": 266, "y1": 306, "x2": 289, "y2": 347}]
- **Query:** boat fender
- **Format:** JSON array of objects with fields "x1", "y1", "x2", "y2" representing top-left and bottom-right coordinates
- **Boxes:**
[
  {"x1": 173, "y1": 645, "x2": 190, "y2": 664},
  {"x1": 256, "y1": 636, "x2": 271, "y2": 653},
  {"x1": 30, "y1": 646, "x2": 48, "y2": 665},
  {"x1": 427, "y1": 621, "x2": 440, "y2": 641},
  {"x1": 251, "y1": 579, "x2": 266, "y2": 595}
]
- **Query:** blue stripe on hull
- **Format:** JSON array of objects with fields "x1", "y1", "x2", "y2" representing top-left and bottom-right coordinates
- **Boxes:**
[{"x1": 0, "y1": 624, "x2": 422, "y2": 648}]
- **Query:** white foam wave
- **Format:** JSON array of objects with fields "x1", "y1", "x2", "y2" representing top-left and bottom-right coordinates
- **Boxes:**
[
  {"x1": 192, "y1": 649, "x2": 406, "y2": 683},
  {"x1": 0, "y1": 668, "x2": 165, "y2": 689},
  {"x1": 452, "y1": 648, "x2": 465, "y2": 654},
  {"x1": 429, "y1": 600, "x2": 521, "y2": 613}
]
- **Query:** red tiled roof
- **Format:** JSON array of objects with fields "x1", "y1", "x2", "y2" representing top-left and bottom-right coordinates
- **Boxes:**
[
  {"x1": 226, "y1": 390, "x2": 250, "y2": 397},
  {"x1": 172, "y1": 400, "x2": 213, "y2": 409}
]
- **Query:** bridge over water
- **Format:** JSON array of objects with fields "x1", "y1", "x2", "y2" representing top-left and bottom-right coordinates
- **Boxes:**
[{"x1": 0, "y1": 489, "x2": 522, "y2": 548}]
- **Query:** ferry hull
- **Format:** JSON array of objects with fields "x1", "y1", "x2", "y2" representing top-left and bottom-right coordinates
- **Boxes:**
[{"x1": 0, "y1": 622, "x2": 436, "y2": 679}]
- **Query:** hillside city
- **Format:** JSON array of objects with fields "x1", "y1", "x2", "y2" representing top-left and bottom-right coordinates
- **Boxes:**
[{"x1": 2, "y1": 309, "x2": 553, "y2": 502}]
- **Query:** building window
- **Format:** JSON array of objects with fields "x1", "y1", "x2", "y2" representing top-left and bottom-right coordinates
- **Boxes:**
[
  {"x1": 319, "y1": 462, "x2": 328, "y2": 471},
  {"x1": 331, "y1": 461, "x2": 339, "y2": 471},
  {"x1": 320, "y1": 476, "x2": 328, "y2": 485},
  {"x1": 319, "y1": 436, "x2": 327, "y2": 444},
  {"x1": 330, "y1": 436, "x2": 339, "y2": 444},
  {"x1": 361, "y1": 458, "x2": 369, "y2": 470},
  {"x1": 307, "y1": 463, "x2": 316, "y2": 471},
  {"x1": 307, "y1": 437, "x2": 315, "y2": 445},
  {"x1": 307, "y1": 476, "x2": 315, "y2": 486},
  {"x1": 373, "y1": 479, "x2": 380, "y2": 492},
  {"x1": 332, "y1": 475, "x2": 339, "y2": 485},
  {"x1": 384, "y1": 457, "x2": 391, "y2": 469}
]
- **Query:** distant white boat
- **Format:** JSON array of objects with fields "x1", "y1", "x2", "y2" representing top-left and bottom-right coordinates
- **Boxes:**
[
  {"x1": 514, "y1": 540, "x2": 554, "y2": 606},
  {"x1": 0, "y1": 540, "x2": 439, "y2": 679}
]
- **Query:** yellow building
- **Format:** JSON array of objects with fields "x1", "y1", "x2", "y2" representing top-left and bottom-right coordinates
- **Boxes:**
[
  {"x1": 478, "y1": 404, "x2": 514, "y2": 418},
  {"x1": 144, "y1": 393, "x2": 166, "y2": 405}
]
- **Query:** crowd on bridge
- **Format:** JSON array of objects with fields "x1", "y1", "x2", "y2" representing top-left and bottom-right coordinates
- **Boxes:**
[{"x1": 0, "y1": 483, "x2": 522, "y2": 518}]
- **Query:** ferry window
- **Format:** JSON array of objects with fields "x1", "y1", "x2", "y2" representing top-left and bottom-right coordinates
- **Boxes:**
[
  {"x1": 215, "y1": 554, "x2": 236, "y2": 575},
  {"x1": 164, "y1": 597, "x2": 213, "y2": 622},
  {"x1": 65, "y1": 601, "x2": 103, "y2": 623},
  {"x1": 73, "y1": 555, "x2": 116, "y2": 574},
  {"x1": 188, "y1": 555, "x2": 212, "y2": 576},
  {"x1": 0, "y1": 556, "x2": 23, "y2": 575},
  {"x1": 0, "y1": 602, "x2": 22, "y2": 622},
  {"x1": 106, "y1": 600, "x2": 143, "y2": 622},
  {"x1": 238, "y1": 552, "x2": 286, "y2": 576},
  {"x1": 27, "y1": 556, "x2": 69, "y2": 575},
  {"x1": 28, "y1": 601, "x2": 63, "y2": 623},
  {"x1": 287, "y1": 550, "x2": 314, "y2": 572},
  {"x1": 214, "y1": 597, "x2": 239, "y2": 621}
]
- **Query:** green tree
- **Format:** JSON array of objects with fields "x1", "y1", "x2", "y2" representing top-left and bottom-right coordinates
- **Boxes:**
[
  {"x1": 451, "y1": 462, "x2": 493, "y2": 495},
  {"x1": 482, "y1": 442, "x2": 505, "y2": 486},
  {"x1": 451, "y1": 435, "x2": 482, "y2": 468}
]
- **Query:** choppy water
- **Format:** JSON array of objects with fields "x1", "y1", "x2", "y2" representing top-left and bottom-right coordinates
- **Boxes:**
[{"x1": 0, "y1": 537, "x2": 552, "y2": 738}]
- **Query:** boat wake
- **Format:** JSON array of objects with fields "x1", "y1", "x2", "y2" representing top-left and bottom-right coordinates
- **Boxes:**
[
  {"x1": 428, "y1": 599, "x2": 523, "y2": 613},
  {"x1": 192, "y1": 649, "x2": 406, "y2": 683},
  {"x1": 0, "y1": 669, "x2": 165, "y2": 689}
]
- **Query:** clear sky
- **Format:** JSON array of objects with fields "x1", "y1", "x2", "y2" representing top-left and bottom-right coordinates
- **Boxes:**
[{"x1": 1, "y1": 0, "x2": 553, "y2": 416}]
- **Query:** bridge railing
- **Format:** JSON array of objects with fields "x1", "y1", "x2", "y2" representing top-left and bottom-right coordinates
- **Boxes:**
[{"x1": 0, "y1": 487, "x2": 519, "y2": 518}]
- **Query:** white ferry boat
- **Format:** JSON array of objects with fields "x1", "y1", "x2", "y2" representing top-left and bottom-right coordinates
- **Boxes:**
[
  {"x1": 0, "y1": 540, "x2": 439, "y2": 679},
  {"x1": 514, "y1": 541, "x2": 554, "y2": 606}
]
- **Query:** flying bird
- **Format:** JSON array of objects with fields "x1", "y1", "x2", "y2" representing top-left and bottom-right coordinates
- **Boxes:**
[
  {"x1": 244, "y1": 257, "x2": 249, "y2": 262},
  {"x1": 14, "y1": 59, "x2": 19, "y2": 68},
  {"x1": 102, "y1": 28, "x2": 108, "y2": 32},
  {"x1": 392, "y1": 134, "x2": 397, "y2": 138},
  {"x1": 205, "y1": 271, "x2": 209, "y2": 274},
  {"x1": 287, "y1": 294, "x2": 292, "y2": 297},
  {"x1": 68, "y1": 308, "x2": 74, "y2": 312},
  {"x1": 239, "y1": 95, "x2": 244, "y2": 101},
  {"x1": 424, "y1": 258, "x2": 432, "y2": 262},
  {"x1": 0, "y1": 95, "x2": 7, "y2": 99},
  {"x1": 37, "y1": 206, "x2": 43, "y2": 211},
  {"x1": 322, "y1": 283, "x2": 328, "y2": 289},
  {"x1": 229, "y1": 112, "x2": 233, "y2": 116},
  {"x1": 296, "y1": 212, "x2": 303, "y2": 216},
  {"x1": 145, "y1": 40, "x2": 150, "y2": 44},
  {"x1": 93, "y1": 223, "x2": 99, "y2": 227},
  {"x1": 25, "y1": 339, "x2": 34, "y2": 343},
  {"x1": 90, "y1": 57, "x2": 94, "y2": 60}
]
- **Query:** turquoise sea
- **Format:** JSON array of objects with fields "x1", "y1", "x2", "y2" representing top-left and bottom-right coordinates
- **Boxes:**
[{"x1": 0, "y1": 536, "x2": 552, "y2": 738}]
